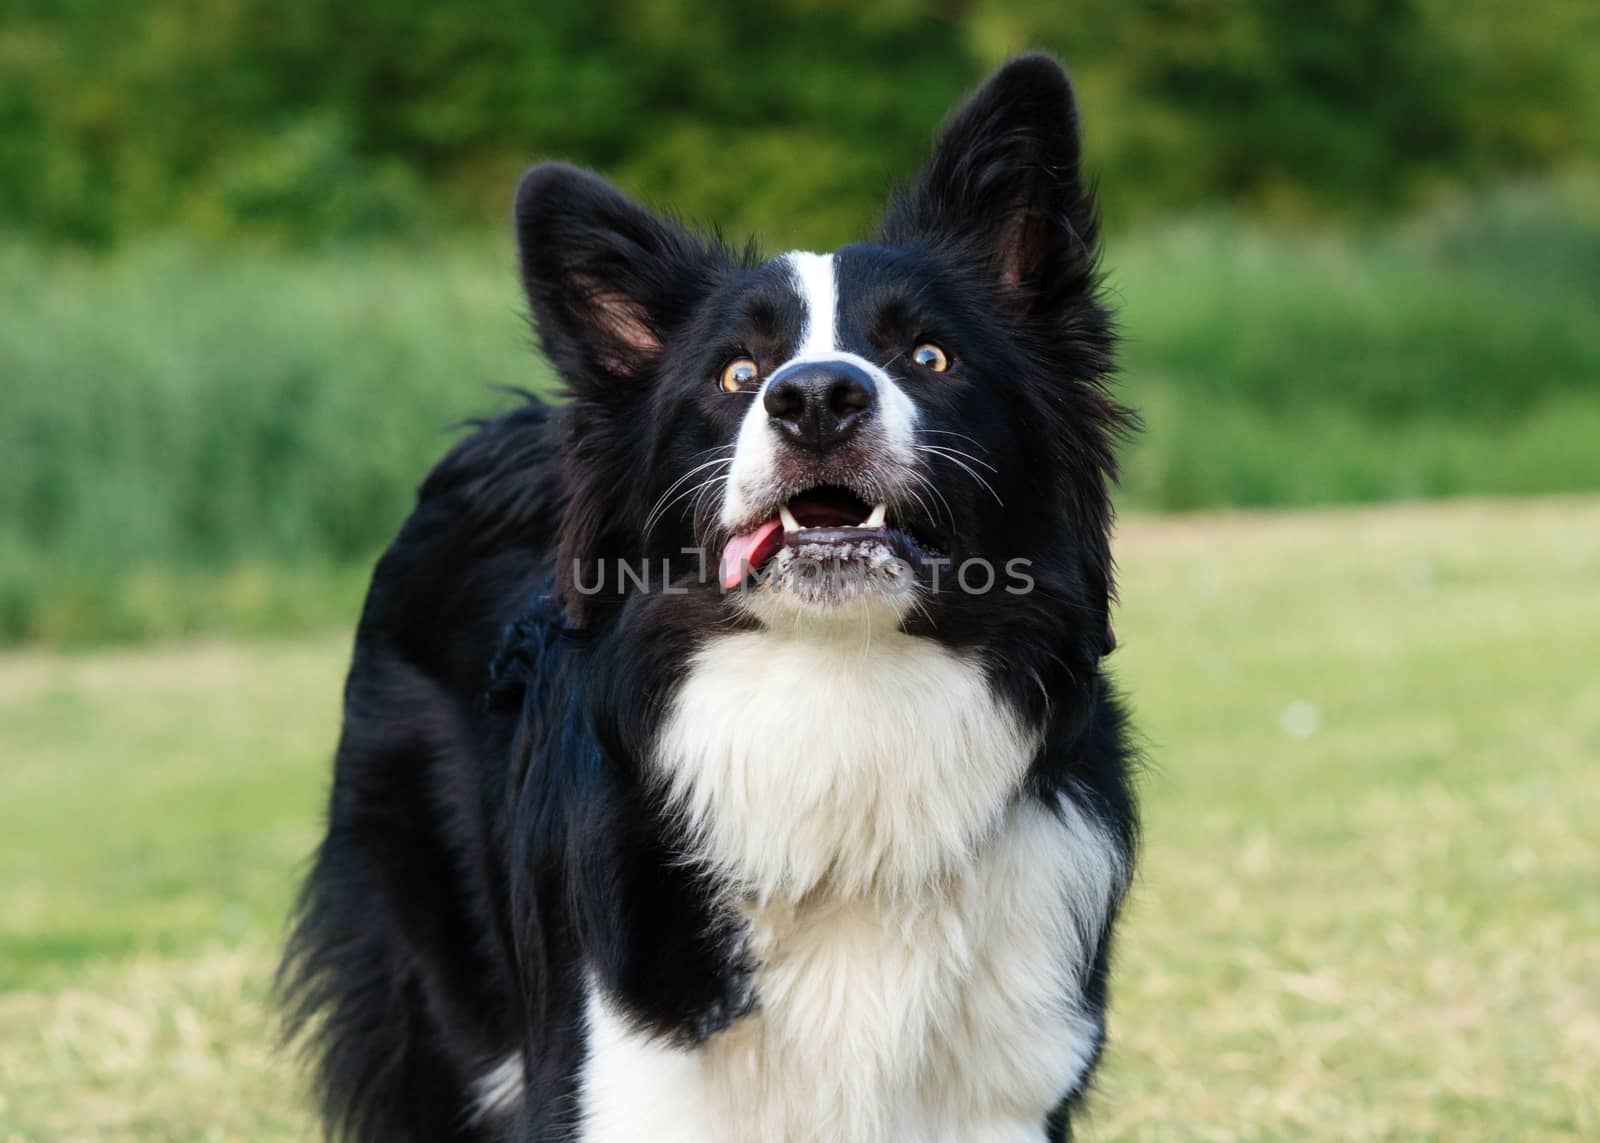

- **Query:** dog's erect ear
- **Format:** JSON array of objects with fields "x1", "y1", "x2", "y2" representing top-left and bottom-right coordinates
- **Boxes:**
[
  {"x1": 880, "y1": 54, "x2": 1098, "y2": 311},
  {"x1": 516, "y1": 163, "x2": 723, "y2": 383}
]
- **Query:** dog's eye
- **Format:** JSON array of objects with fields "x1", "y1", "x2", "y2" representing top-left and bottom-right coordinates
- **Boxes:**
[
  {"x1": 912, "y1": 343, "x2": 950, "y2": 372},
  {"x1": 719, "y1": 357, "x2": 760, "y2": 393}
]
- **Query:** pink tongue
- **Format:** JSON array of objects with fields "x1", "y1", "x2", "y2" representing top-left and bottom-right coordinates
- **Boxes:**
[{"x1": 720, "y1": 519, "x2": 783, "y2": 589}]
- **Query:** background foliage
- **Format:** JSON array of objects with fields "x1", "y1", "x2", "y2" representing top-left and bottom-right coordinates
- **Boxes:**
[
  {"x1": 5, "y1": 0, "x2": 1598, "y2": 246},
  {"x1": 2, "y1": 0, "x2": 1598, "y2": 644}
]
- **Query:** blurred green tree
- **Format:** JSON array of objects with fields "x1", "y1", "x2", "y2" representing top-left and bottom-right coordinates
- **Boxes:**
[{"x1": 0, "y1": 0, "x2": 1594, "y2": 245}]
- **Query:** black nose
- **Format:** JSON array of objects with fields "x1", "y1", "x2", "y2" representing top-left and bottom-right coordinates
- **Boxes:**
[{"x1": 763, "y1": 359, "x2": 877, "y2": 452}]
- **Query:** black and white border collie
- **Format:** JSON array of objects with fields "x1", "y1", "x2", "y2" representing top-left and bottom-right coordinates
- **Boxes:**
[{"x1": 282, "y1": 53, "x2": 1138, "y2": 1143}]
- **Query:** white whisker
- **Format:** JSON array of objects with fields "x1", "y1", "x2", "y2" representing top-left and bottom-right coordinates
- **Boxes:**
[
  {"x1": 691, "y1": 442, "x2": 739, "y2": 458},
  {"x1": 914, "y1": 439, "x2": 996, "y2": 472},
  {"x1": 902, "y1": 484, "x2": 938, "y2": 529},
  {"x1": 916, "y1": 429, "x2": 992, "y2": 457},
  {"x1": 905, "y1": 589, "x2": 937, "y2": 631},
  {"x1": 689, "y1": 474, "x2": 733, "y2": 531},
  {"x1": 915, "y1": 446, "x2": 1004, "y2": 507},
  {"x1": 644, "y1": 456, "x2": 734, "y2": 537},
  {"x1": 907, "y1": 469, "x2": 955, "y2": 525},
  {"x1": 646, "y1": 472, "x2": 732, "y2": 540}
]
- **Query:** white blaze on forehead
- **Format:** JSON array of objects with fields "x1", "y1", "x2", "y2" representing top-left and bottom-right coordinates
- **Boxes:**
[
  {"x1": 718, "y1": 250, "x2": 919, "y2": 532},
  {"x1": 784, "y1": 250, "x2": 839, "y2": 355}
]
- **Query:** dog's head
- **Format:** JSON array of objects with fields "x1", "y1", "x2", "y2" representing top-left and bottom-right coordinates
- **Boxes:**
[{"x1": 517, "y1": 54, "x2": 1124, "y2": 667}]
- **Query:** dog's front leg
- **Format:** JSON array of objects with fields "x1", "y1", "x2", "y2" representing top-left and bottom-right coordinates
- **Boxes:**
[{"x1": 568, "y1": 783, "x2": 758, "y2": 1045}]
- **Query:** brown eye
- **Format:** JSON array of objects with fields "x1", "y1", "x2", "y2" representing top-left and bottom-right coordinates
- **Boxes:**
[
  {"x1": 912, "y1": 342, "x2": 949, "y2": 372},
  {"x1": 719, "y1": 357, "x2": 759, "y2": 393}
]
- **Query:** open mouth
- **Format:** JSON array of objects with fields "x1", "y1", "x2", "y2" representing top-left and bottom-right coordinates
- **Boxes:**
[{"x1": 719, "y1": 485, "x2": 898, "y2": 589}]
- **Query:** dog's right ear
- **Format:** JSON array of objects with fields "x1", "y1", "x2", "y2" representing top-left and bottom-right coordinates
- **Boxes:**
[{"x1": 515, "y1": 163, "x2": 724, "y2": 386}]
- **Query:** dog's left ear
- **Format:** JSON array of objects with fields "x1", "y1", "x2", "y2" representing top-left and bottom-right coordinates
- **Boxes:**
[
  {"x1": 880, "y1": 54, "x2": 1098, "y2": 314},
  {"x1": 515, "y1": 162, "x2": 725, "y2": 384}
]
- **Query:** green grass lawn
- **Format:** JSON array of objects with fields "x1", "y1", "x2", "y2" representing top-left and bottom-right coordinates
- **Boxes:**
[{"x1": 2, "y1": 497, "x2": 1597, "y2": 1141}]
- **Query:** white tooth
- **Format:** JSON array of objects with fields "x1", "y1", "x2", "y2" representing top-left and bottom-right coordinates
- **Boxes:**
[
  {"x1": 779, "y1": 502, "x2": 802, "y2": 533},
  {"x1": 865, "y1": 503, "x2": 887, "y2": 528}
]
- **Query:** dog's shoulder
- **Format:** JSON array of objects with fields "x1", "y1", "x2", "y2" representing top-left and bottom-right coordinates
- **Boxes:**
[
  {"x1": 349, "y1": 396, "x2": 566, "y2": 691},
  {"x1": 415, "y1": 395, "x2": 566, "y2": 543}
]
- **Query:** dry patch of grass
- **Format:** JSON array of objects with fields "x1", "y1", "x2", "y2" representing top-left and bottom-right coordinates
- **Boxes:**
[
  {"x1": 0, "y1": 947, "x2": 304, "y2": 1141},
  {"x1": 2, "y1": 498, "x2": 1597, "y2": 1139},
  {"x1": 1094, "y1": 496, "x2": 1600, "y2": 1141}
]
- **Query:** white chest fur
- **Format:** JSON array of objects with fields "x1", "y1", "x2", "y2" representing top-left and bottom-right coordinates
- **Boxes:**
[
  {"x1": 576, "y1": 630, "x2": 1126, "y2": 1143},
  {"x1": 652, "y1": 626, "x2": 1040, "y2": 897}
]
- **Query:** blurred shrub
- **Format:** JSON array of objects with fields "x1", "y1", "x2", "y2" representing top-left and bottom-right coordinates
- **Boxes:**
[
  {"x1": 1115, "y1": 179, "x2": 1600, "y2": 421},
  {"x1": 1, "y1": 0, "x2": 1596, "y2": 247},
  {"x1": 211, "y1": 114, "x2": 437, "y2": 244},
  {"x1": 0, "y1": 238, "x2": 541, "y2": 641},
  {"x1": 3, "y1": 180, "x2": 1598, "y2": 643},
  {"x1": 1112, "y1": 176, "x2": 1600, "y2": 508}
]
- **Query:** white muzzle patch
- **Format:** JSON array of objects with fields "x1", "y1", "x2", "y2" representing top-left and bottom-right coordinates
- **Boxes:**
[{"x1": 719, "y1": 252, "x2": 918, "y2": 533}]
